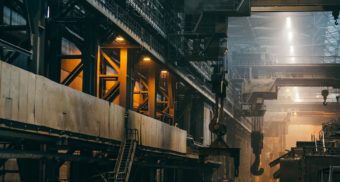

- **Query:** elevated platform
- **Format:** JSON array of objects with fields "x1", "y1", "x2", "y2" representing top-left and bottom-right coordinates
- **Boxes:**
[{"x1": 0, "y1": 61, "x2": 186, "y2": 154}]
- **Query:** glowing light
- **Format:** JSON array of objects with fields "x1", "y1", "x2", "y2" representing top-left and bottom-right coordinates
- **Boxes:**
[
  {"x1": 115, "y1": 36, "x2": 125, "y2": 43},
  {"x1": 293, "y1": 87, "x2": 301, "y2": 102},
  {"x1": 47, "y1": 6, "x2": 50, "y2": 18},
  {"x1": 286, "y1": 17, "x2": 292, "y2": 28},
  {"x1": 288, "y1": 31, "x2": 293, "y2": 42},
  {"x1": 160, "y1": 70, "x2": 168, "y2": 74},
  {"x1": 290, "y1": 57, "x2": 296, "y2": 64},
  {"x1": 290, "y1": 46, "x2": 294, "y2": 54},
  {"x1": 143, "y1": 56, "x2": 151, "y2": 61},
  {"x1": 160, "y1": 70, "x2": 168, "y2": 79},
  {"x1": 293, "y1": 112, "x2": 297, "y2": 116}
]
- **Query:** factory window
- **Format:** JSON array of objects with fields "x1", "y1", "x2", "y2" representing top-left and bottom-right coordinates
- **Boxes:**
[
  {"x1": 61, "y1": 38, "x2": 81, "y2": 55},
  {"x1": 3, "y1": 6, "x2": 26, "y2": 25}
]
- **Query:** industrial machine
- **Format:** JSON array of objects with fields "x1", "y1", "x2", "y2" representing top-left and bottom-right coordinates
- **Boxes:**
[
  {"x1": 198, "y1": 64, "x2": 240, "y2": 177},
  {"x1": 270, "y1": 118, "x2": 340, "y2": 182}
]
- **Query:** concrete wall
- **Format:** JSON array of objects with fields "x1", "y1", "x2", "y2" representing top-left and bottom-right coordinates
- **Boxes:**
[{"x1": 0, "y1": 61, "x2": 186, "y2": 154}]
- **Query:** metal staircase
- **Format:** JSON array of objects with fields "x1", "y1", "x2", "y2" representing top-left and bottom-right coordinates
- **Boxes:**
[{"x1": 113, "y1": 129, "x2": 139, "y2": 182}]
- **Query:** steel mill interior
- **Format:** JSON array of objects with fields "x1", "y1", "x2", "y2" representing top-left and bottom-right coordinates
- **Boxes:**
[{"x1": 0, "y1": 0, "x2": 340, "y2": 182}]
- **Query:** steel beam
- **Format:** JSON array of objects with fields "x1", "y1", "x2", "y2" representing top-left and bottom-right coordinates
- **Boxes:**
[
  {"x1": 0, "y1": 149, "x2": 114, "y2": 163},
  {"x1": 61, "y1": 62, "x2": 83, "y2": 86},
  {"x1": 82, "y1": 15, "x2": 97, "y2": 95},
  {"x1": 85, "y1": 0, "x2": 250, "y2": 132},
  {"x1": 266, "y1": 102, "x2": 340, "y2": 112},
  {"x1": 0, "y1": 25, "x2": 27, "y2": 32},
  {"x1": 119, "y1": 48, "x2": 128, "y2": 107},
  {"x1": 60, "y1": 55, "x2": 82, "y2": 59},
  {"x1": 167, "y1": 74, "x2": 175, "y2": 122},
  {"x1": 251, "y1": 0, "x2": 340, "y2": 12},
  {"x1": 0, "y1": 39, "x2": 31, "y2": 56},
  {"x1": 147, "y1": 63, "x2": 158, "y2": 118},
  {"x1": 24, "y1": 0, "x2": 47, "y2": 75}
]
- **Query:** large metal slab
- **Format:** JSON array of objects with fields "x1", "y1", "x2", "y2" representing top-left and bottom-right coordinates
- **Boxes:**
[
  {"x1": 38, "y1": 75, "x2": 65, "y2": 130},
  {"x1": 18, "y1": 69, "x2": 29, "y2": 122},
  {"x1": 63, "y1": 85, "x2": 80, "y2": 133},
  {"x1": 0, "y1": 62, "x2": 187, "y2": 153},
  {"x1": 9, "y1": 65, "x2": 20, "y2": 121},
  {"x1": 0, "y1": 62, "x2": 12, "y2": 120},
  {"x1": 109, "y1": 104, "x2": 125, "y2": 141}
]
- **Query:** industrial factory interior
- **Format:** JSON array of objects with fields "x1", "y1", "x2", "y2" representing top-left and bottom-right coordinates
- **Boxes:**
[{"x1": 1, "y1": 0, "x2": 340, "y2": 182}]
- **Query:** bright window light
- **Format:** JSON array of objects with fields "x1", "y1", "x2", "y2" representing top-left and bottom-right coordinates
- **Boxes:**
[
  {"x1": 288, "y1": 31, "x2": 293, "y2": 42},
  {"x1": 290, "y1": 46, "x2": 294, "y2": 54},
  {"x1": 286, "y1": 17, "x2": 292, "y2": 28}
]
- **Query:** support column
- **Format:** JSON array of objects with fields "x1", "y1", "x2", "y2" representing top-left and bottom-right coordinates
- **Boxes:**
[
  {"x1": 45, "y1": 1, "x2": 62, "y2": 82},
  {"x1": 147, "y1": 64, "x2": 158, "y2": 118},
  {"x1": 190, "y1": 95, "x2": 204, "y2": 142},
  {"x1": 82, "y1": 15, "x2": 97, "y2": 95},
  {"x1": 25, "y1": 0, "x2": 47, "y2": 75},
  {"x1": 167, "y1": 74, "x2": 175, "y2": 123},
  {"x1": 119, "y1": 48, "x2": 128, "y2": 108},
  {"x1": 118, "y1": 48, "x2": 135, "y2": 109}
]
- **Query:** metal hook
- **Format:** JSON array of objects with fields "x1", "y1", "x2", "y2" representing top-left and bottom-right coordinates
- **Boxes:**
[{"x1": 251, "y1": 154, "x2": 264, "y2": 176}]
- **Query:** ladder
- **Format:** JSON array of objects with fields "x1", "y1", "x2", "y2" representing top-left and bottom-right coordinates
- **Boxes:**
[{"x1": 113, "y1": 129, "x2": 139, "y2": 182}]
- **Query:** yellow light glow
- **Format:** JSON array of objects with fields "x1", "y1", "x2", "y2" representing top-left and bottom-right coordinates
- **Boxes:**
[
  {"x1": 160, "y1": 70, "x2": 168, "y2": 74},
  {"x1": 115, "y1": 36, "x2": 125, "y2": 43},
  {"x1": 143, "y1": 56, "x2": 151, "y2": 61},
  {"x1": 160, "y1": 70, "x2": 168, "y2": 79}
]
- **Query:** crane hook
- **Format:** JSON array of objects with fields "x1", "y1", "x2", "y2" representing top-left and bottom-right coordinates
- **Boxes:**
[
  {"x1": 251, "y1": 131, "x2": 264, "y2": 176},
  {"x1": 251, "y1": 154, "x2": 264, "y2": 176}
]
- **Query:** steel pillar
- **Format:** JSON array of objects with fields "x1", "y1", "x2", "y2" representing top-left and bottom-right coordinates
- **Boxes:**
[
  {"x1": 147, "y1": 63, "x2": 158, "y2": 118},
  {"x1": 25, "y1": 0, "x2": 47, "y2": 75},
  {"x1": 119, "y1": 48, "x2": 128, "y2": 107},
  {"x1": 167, "y1": 74, "x2": 175, "y2": 122},
  {"x1": 45, "y1": 1, "x2": 63, "y2": 82},
  {"x1": 82, "y1": 15, "x2": 97, "y2": 96}
]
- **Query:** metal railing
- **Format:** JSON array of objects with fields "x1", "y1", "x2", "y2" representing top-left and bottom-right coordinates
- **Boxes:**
[{"x1": 93, "y1": 0, "x2": 166, "y2": 56}]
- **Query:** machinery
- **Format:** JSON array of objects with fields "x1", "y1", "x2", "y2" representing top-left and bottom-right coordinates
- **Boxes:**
[
  {"x1": 241, "y1": 104, "x2": 266, "y2": 176},
  {"x1": 270, "y1": 118, "x2": 340, "y2": 182},
  {"x1": 199, "y1": 64, "x2": 240, "y2": 177}
]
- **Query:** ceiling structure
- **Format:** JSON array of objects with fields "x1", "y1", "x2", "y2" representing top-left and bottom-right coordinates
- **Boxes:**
[
  {"x1": 228, "y1": 11, "x2": 340, "y2": 124},
  {"x1": 228, "y1": 12, "x2": 340, "y2": 64}
]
